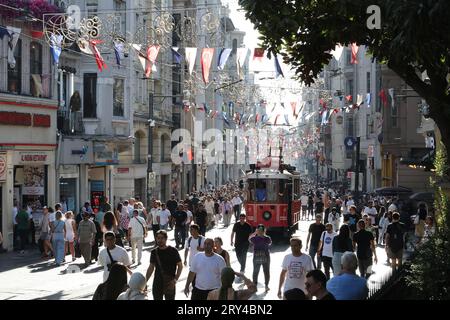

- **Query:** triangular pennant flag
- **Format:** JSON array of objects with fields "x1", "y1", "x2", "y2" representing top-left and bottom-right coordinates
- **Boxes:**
[
  {"x1": 274, "y1": 55, "x2": 284, "y2": 78},
  {"x1": 280, "y1": 102, "x2": 285, "y2": 109},
  {"x1": 351, "y1": 43, "x2": 359, "y2": 64},
  {"x1": 255, "y1": 114, "x2": 260, "y2": 124},
  {"x1": 145, "y1": 45, "x2": 160, "y2": 77},
  {"x1": 270, "y1": 103, "x2": 277, "y2": 113},
  {"x1": 90, "y1": 40, "x2": 107, "y2": 72},
  {"x1": 366, "y1": 93, "x2": 371, "y2": 107},
  {"x1": 196, "y1": 103, "x2": 205, "y2": 111},
  {"x1": 253, "y1": 48, "x2": 265, "y2": 61},
  {"x1": 78, "y1": 38, "x2": 93, "y2": 55},
  {"x1": 284, "y1": 114, "x2": 290, "y2": 126},
  {"x1": 261, "y1": 114, "x2": 269, "y2": 124},
  {"x1": 236, "y1": 48, "x2": 248, "y2": 79},
  {"x1": 185, "y1": 47, "x2": 197, "y2": 75},
  {"x1": 171, "y1": 47, "x2": 182, "y2": 64},
  {"x1": 0, "y1": 26, "x2": 9, "y2": 39},
  {"x1": 388, "y1": 88, "x2": 395, "y2": 108},
  {"x1": 345, "y1": 95, "x2": 353, "y2": 103},
  {"x1": 356, "y1": 94, "x2": 363, "y2": 106},
  {"x1": 217, "y1": 48, "x2": 232, "y2": 70},
  {"x1": 133, "y1": 44, "x2": 147, "y2": 73},
  {"x1": 6, "y1": 26, "x2": 21, "y2": 68},
  {"x1": 274, "y1": 114, "x2": 280, "y2": 125},
  {"x1": 331, "y1": 44, "x2": 344, "y2": 61},
  {"x1": 379, "y1": 89, "x2": 388, "y2": 107},
  {"x1": 290, "y1": 101, "x2": 297, "y2": 116},
  {"x1": 50, "y1": 33, "x2": 63, "y2": 65},
  {"x1": 201, "y1": 48, "x2": 214, "y2": 84},
  {"x1": 113, "y1": 41, "x2": 124, "y2": 66},
  {"x1": 223, "y1": 112, "x2": 230, "y2": 126}
]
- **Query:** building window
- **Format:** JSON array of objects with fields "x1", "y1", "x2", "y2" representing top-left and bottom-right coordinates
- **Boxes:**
[
  {"x1": 366, "y1": 72, "x2": 371, "y2": 93},
  {"x1": 391, "y1": 102, "x2": 398, "y2": 127},
  {"x1": 232, "y1": 39, "x2": 237, "y2": 56},
  {"x1": 346, "y1": 79, "x2": 354, "y2": 96},
  {"x1": 83, "y1": 73, "x2": 97, "y2": 118},
  {"x1": 30, "y1": 42, "x2": 43, "y2": 97},
  {"x1": 160, "y1": 135, "x2": 166, "y2": 162},
  {"x1": 113, "y1": 78, "x2": 125, "y2": 117},
  {"x1": 7, "y1": 38, "x2": 22, "y2": 94},
  {"x1": 134, "y1": 132, "x2": 141, "y2": 162},
  {"x1": 114, "y1": 0, "x2": 126, "y2": 34}
]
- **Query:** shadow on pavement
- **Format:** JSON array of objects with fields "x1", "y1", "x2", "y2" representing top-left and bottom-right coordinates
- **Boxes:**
[
  {"x1": 34, "y1": 290, "x2": 69, "y2": 300},
  {"x1": 83, "y1": 266, "x2": 103, "y2": 274}
]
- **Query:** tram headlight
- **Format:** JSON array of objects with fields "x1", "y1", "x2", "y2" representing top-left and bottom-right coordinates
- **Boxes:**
[{"x1": 263, "y1": 211, "x2": 272, "y2": 221}]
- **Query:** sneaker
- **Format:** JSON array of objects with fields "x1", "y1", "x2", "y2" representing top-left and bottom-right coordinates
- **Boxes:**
[{"x1": 132, "y1": 260, "x2": 135, "y2": 264}]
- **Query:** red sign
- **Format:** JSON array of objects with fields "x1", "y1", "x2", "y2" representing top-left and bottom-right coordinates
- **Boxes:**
[
  {"x1": 117, "y1": 168, "x2": 129, "y2": 174},
  {"x1": 33, "y1": 114, "x2": 51, "y2": 127},
  {"x1": 0, "y1": 154, "x2": 6, "y2": 181},
  {"x1": 0, "y1": 111, "x2": 32, "y2": 126}
]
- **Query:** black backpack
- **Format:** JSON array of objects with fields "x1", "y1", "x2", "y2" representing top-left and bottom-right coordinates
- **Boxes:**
[{"x1": 389, "y1": 222, "x2": 405, "y2": 251}]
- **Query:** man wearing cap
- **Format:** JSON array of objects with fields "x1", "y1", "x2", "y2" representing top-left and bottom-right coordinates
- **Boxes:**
[
  {"x1": 77, "y1": 211, "x2": 97, "y2": 267},
  {"x1": 305, "y1": 214, "x2": 326, "y2": 269},
  {"x1": 231, "y1": 214, "x2": 253, "y2": 276}
]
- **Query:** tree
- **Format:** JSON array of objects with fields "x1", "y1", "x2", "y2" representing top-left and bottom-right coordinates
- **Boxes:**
[{"x1": 239, "y1": 0, "x2": 450, "y2": 161}]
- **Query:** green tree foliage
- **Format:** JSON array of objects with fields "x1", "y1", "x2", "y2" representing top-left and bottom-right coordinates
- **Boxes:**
[{"x1": 239, "y1": 0, "x2": 450, "y2": 155}]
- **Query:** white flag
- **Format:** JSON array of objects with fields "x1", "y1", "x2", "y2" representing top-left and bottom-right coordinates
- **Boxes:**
[
  {"x1": 185, "y1": 47, "x2": 197, "y2": 75},
  {"x1": 132, "y1": 44, "x2": 147, "y2": 72},
  {"x1": 236, "y1": 48, "x2": 249, "y2": 79},
  {"x1": 388, "y1": 88, "x2": 395, "y2": 108},
  {"x1": 330, "y1": 44, "x2": 344, "y2": 61},
  {"x1": 6, "y1": 26, "x2": 21, "y2": 68}
]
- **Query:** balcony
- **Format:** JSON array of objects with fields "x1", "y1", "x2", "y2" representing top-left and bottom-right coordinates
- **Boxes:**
[{"x1": 57, "y1": 110, "x2": 84, "y2": 135}]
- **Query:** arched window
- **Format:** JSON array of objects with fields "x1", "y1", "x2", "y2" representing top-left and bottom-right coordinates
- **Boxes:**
[
  {"x1": 7, "y1": 39, "x2": 22, "y2": 94},
  {"x1": 134, "y1": 132, "x2": 141, "y2": 162}
]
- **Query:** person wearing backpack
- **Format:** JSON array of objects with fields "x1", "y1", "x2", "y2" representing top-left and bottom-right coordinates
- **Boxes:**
[
  {"x1": 385, "y1": 212, "x2": 406, "y2": 272},
  {"x1": 184, "y1": 224, "x2": 205, "y2": 267}
]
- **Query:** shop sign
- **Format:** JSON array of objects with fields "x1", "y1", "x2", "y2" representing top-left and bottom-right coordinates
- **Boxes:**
[
  {"x1": 16, "y1": 152, "x2": 52, "y2": 164},
  {"x1": 0, "y1": 111, "x2": 32, "y2": 126},
  {"x1": 117, "y1": 168, "x2": 129, "y2": 174},
  {"x1": 94, "y1": 144, "x2": 119, "y2": 165},
  {"x1": 0, "y1": 153, "x2": 7, "y2": 181},
  {"x1": 33, "y1": 114, "x2": 51, "y2": 127}
]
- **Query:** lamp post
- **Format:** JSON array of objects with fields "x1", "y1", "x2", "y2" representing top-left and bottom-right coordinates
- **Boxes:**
[
  {"x1": 147, "y1": 93, "x2": 154, "y2": 207},
  {"x1": 354, "y1": 136, "x2": 361, "y2": 203}
]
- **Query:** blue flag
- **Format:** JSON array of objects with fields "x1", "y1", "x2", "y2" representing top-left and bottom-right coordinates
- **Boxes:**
[
  {"x1": 113, "y1": 41, "x2": 124, "y2": 66},
  {"x1": 50, "y1": 34, "x2": 63, "y2": 65},
  {"x1": 172, "y1": 47, "x2": 182, "y2": 64},
  {"x1": 274, "y1": 55, "x2": 284, "y2": 78},
  {"x1": 366, "y1": 93, "x2": 371, "y2": 107},
  {"x1": 217, "y1": 48, "x2": 232, "y2": 70}
]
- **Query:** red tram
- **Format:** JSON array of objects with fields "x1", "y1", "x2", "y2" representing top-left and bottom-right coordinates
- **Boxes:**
[{"x1": 243, "y1": 167, "x2": 301, "y2": 239}]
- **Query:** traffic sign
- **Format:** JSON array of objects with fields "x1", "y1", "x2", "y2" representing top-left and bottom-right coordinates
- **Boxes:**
[{"x1": 344, "y1": 136, "x2": 356, "y2": 149}]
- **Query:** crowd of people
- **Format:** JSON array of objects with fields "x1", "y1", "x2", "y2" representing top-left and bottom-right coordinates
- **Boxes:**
[{"x1": 4, "y1": 180, "x2": 436, "y2": 300}]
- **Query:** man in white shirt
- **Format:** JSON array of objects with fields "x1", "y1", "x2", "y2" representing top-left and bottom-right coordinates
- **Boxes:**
[
  {"x1": 127, "y1": 198, "x2": 136, "y2": 216},
  {"x1": 346, "y1": 196, "x2": 355, "y2": 213},
  {"x1": 231, "y1": 193, "x2": 243, "y2": 223},
  {"x1": 278, "y1": 237, "x2": 313, "y2": 299},
  {"x1": 184, "y1": 224, "x2": 205, "y2": 267},
  {"x1": 388, "y1": 199, "x2": 398, "y2": 213},
  {"x1": 184, "y1": 203, "x2": 194, "y2": 238},
  {"x1": 300, "y1": 193, "x2": 309, "y2": 220},
  {"x1": 159, "y1": 203, "x2": 172, "y2": 230},
  {"x1": 363, "y1": 201, "x2": 378, "y2": 225},
  {"x1": 128, "y1": 209, "x2": 148, "y2": 265},
  {"x1": 184, "y1": 238, "x2": 226, "y2": 300},
  {"x1": 98, "y1": 231, "x2": 131, "y2": 282},
  {"x1": 147, "y1": 201, "x2": 161, "y2": 245},
  {"x1": 317, "y1": 223, "x2": 338, "y2": 280},
  {"x1": 204, "y1": 196, "x2": 215, "y2": 228}
]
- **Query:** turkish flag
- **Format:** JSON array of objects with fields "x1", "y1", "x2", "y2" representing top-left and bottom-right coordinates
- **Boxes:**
[
  {"x1": 290, "y1": 101, "x2": 297, "y2": 116},
  {"x1": 201, "y1": 48, "x2": 215, "y2": 84},
  {"x1": 145, "y1": 45, "x2": 160, "y2": 77},
  {"x1": 351, "y1": 43, "x2": 359, "y2": 64},
  {"x1": 253, "y1": 48, "x2": 265, "y2": 61}
]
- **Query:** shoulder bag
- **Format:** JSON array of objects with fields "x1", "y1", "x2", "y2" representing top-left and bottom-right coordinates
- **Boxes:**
[{"x1": 106, "y1": 248, "x2": 117, "y2": 271}]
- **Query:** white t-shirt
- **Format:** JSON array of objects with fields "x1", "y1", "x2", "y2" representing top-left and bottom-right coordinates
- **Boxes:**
[
  {"x1": 159, "y1": 209, "x2": 171, "y2": 226},
  {"x1": 388, "y1": 203, "x2": 397, "y2": 212},
  {"x1": 129, "y1": 216, "x2": 147, "y2": 238},
  {"x1": 300, "y1": 195, "x2": 309, "y2": 206},
  {"x1": 231, "y1": 197, "x2": 242, "y2": 206},
  {"x1": 204, "y1": 200, "x2": 215, "y2": 213},
  {"x1": 127, "y1": 205, "x2": 134, "y2": 216},
  {"x1": 13, "y1": 207, "x2": 18, "y2": 225},
  {"x1": 185, "y1": 235, "x2": 205, "y2": 266},
  {"x1": 48, "y1": 212, "x2": 56, "y2": 223},
  {"x1": 281, "y1": 253, "x2": 313, "y2": 293},
  {"x1": 346, "y1": 199, "x2": 355, "y2": 211},
  {"x1": 190, "y1": 252, "x2": 226, "y2": 290},
  {"x1": 98, "y1": 245, "x2": 131, "y2": 283},
  {"x1": 320, "y1": 231, "x2": 337, "y2": 258},
  {"x1": 364, "y1": 207, "x2": 378, "y2": 224},
  {"x1": 186, "y1": 210, "x2": 193, "y2": 224},
  {"x1": 149, "y1": 208, "x2": 160, "y2": 225}
]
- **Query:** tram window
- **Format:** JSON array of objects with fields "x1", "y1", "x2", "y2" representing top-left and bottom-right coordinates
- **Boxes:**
[
  {"x1": 255, "y1": 181, "x2": 267, "y2": 202},
  {"x1": 278, "y1": 180, "x2": 289, "y2": 202},
  {"x1": 266, "y1": 180, "x2": 277, "y2": 202}
]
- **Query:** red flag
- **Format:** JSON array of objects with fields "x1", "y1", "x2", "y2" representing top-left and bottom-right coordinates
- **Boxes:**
[
  {"x1": 351, "y1": 43, "x2": 359, "y2": 64},
  {"x1": 257, "y1": 157, "x2": 272, "y2": 168},
  {"x1": 333, "y1": 108, "x2": 339, "y2": 114},
  {"x1": 345, "y1": 95, "x2": 352, "y2": 102},
  {"x1": 379, "y1": 89, "x2": 388, "y2": 107},
  {"x1": 187, "y1": 148, "x2": 193, "y2": 161},
  {"x1": 253, "y1": 48, "x2": 265, "y2": 61},
  {"x1": 201, "y1": 48, "x2": 215, "y2": 84},
  {"x1": 145, "y1": 45, "x2": 160, "y2": 77},
  {"x1": 290, "y1": 101, "x2": 297, "y2": 116},
  {"x1": 90, "y1": 40, "x2": 107, "y2": 72},
  {"x1": 255, "y1": 114, "x2": 260, "y2": 124}
]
